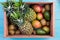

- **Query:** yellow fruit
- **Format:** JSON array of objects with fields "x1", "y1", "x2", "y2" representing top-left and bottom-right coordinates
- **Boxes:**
[
  {"x1": 45, "y1": 5, "x2": 50, "y2": 10},
  {"x1": 9, "y1": 30, "x2": 15, "y2": 35},
  {"x1": 32, "y1": 20, "x2": 42, "y2": 28},
  {"x1": 43, "y1": 26, "x2": 50, "y2": 33},
  {"x1": 15, "y1": 30, "x2": 20, "y2": 35},
  {"x1": 40, "y1": 19, "x2": 46, "y2": 26},
  {"x1": 8, "y1": 25, "x2": 15, "y2": 30},
  {"x1": 42, "y1": 8, "x2": 45, "y2": 13}
]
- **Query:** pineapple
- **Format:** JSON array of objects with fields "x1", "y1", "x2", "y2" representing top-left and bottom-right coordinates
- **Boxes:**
[
  {"x1": 24, "y1": 8, "x2": 36, "y2": 21},
  {"x1": 3, "y1": 0, "x2": 34, "y2": 35},
  {"x1": 19, "y1": 21, "x2": 33, "y2": 35},
  {"x1": 10, "y1": 11, "x2": 33, "y2": 35}
]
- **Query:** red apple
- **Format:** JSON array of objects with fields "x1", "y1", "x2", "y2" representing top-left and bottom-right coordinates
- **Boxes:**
[
  {"x1": 32, "y1": 20, "x2": 41, "y2": 28},
  {"x1": 33, "y1": 5, "x2": 42, "y2": 12},
  {"x1": 37, "y1": 13, "x2": 43, "y2": 20}
]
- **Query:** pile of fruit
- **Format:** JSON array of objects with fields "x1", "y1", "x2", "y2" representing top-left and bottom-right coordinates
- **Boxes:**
[{"x1": 2, "y1": 0, "x2": 51, "y2": 35}]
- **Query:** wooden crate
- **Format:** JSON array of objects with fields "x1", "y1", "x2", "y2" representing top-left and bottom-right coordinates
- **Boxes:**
[{"x1": 4, "y1": 2, "x2": 54, "y2": 38}]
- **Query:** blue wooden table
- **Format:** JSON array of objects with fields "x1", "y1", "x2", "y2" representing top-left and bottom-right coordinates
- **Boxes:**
[{"x1": 0, "y1": 0, "x2": 60, "y2": 40}]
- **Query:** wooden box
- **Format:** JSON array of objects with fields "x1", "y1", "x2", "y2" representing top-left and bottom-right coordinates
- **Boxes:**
[{"x1": 4, "y1": 2, "x2": 54, "y2": 38}]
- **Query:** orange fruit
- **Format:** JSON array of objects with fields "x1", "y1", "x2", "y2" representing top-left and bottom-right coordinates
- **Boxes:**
[{"x1": 32, "y1": 20, "x2": 41, "y2": 28}]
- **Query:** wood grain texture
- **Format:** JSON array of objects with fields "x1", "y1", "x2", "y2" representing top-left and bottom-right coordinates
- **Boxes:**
[{"x1": 4, "y1": 12, "x2": 8, "y2": 37}]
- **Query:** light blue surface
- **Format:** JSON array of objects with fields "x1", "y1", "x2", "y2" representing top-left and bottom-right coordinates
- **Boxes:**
[{"x1": 0, "y1": 0, "x2": 60, "y2": 40}]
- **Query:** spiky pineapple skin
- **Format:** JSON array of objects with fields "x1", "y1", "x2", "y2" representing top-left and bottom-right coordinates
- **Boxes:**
[
  {"x1": 25, "y1": 8, "x2": 36, "y2": 21},
  {"x1": 19, "y1": 21, "x2": 33, "y2": 35}
]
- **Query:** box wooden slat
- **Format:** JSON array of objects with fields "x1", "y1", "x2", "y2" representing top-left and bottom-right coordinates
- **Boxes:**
[{"x1": 4, "y1": 2, "x2": 54, "y2": 38}]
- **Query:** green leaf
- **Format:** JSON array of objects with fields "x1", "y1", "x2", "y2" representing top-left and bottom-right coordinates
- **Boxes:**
[
  {"x1": 14, "y1": 2, "x2": 19, "y2": 7},
  {"x1": 19, "y1": 0, "x2": 23, "y2": 6},
  {"x1": 10, "y1": 13, "x2": 16, "y2": 19},
  {"x1": 13, "y1": 12, "x2": 18, "y2": 19},
  {"x1": 10, "y1": 11, "x2": 21, "y2": 20},
  {"x1": 1, "y1": 2, "x2": 9, "y2": 8},
  {"x1": 15, "y1": 11, "x2": 20, "y2": 19}
]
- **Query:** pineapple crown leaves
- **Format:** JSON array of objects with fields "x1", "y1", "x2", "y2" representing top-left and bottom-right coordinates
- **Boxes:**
[
  {"x1": 10, "y1": 10, "x2": 24, "y2": 26},
  {"x1": 13, "y1": 0, "x2": 23, "y2": 7},
  {"x1": 10, "y1": 11, "x2": 20, "y2": 20},
  {"x1": 0, "y1": 0, "x2": 15, "y2": 8},
  {"x1": 13, "y1": 2, "x2": 19, "y2": 7},
  {"x1": 3, "y1": 0, "x2": 23, "y2": 7},
  {"x1": 19, "y1": 0, "x2": 23, "y2": 6},
  {"x1": 1, "y1": 0, "x2": 30, "y2": 18},
  {"x1": 1, "y1": 0, "x2": 23, "y2": 16},
  {"x1": 10, "y1": 11, "x2": 24, "y2": 27},
  {"x1": 1, "y1": 0, "x2": 23, "y2": 10},
  {"x1": 1, "y1": 0, "x2": 29, "y2": 13},
  {"x1": 20, "y1": 3, "x2": 30, "y2": 14},
  {"x1": 0, "y1": 2, "x2": 9, "y2": 8}
]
